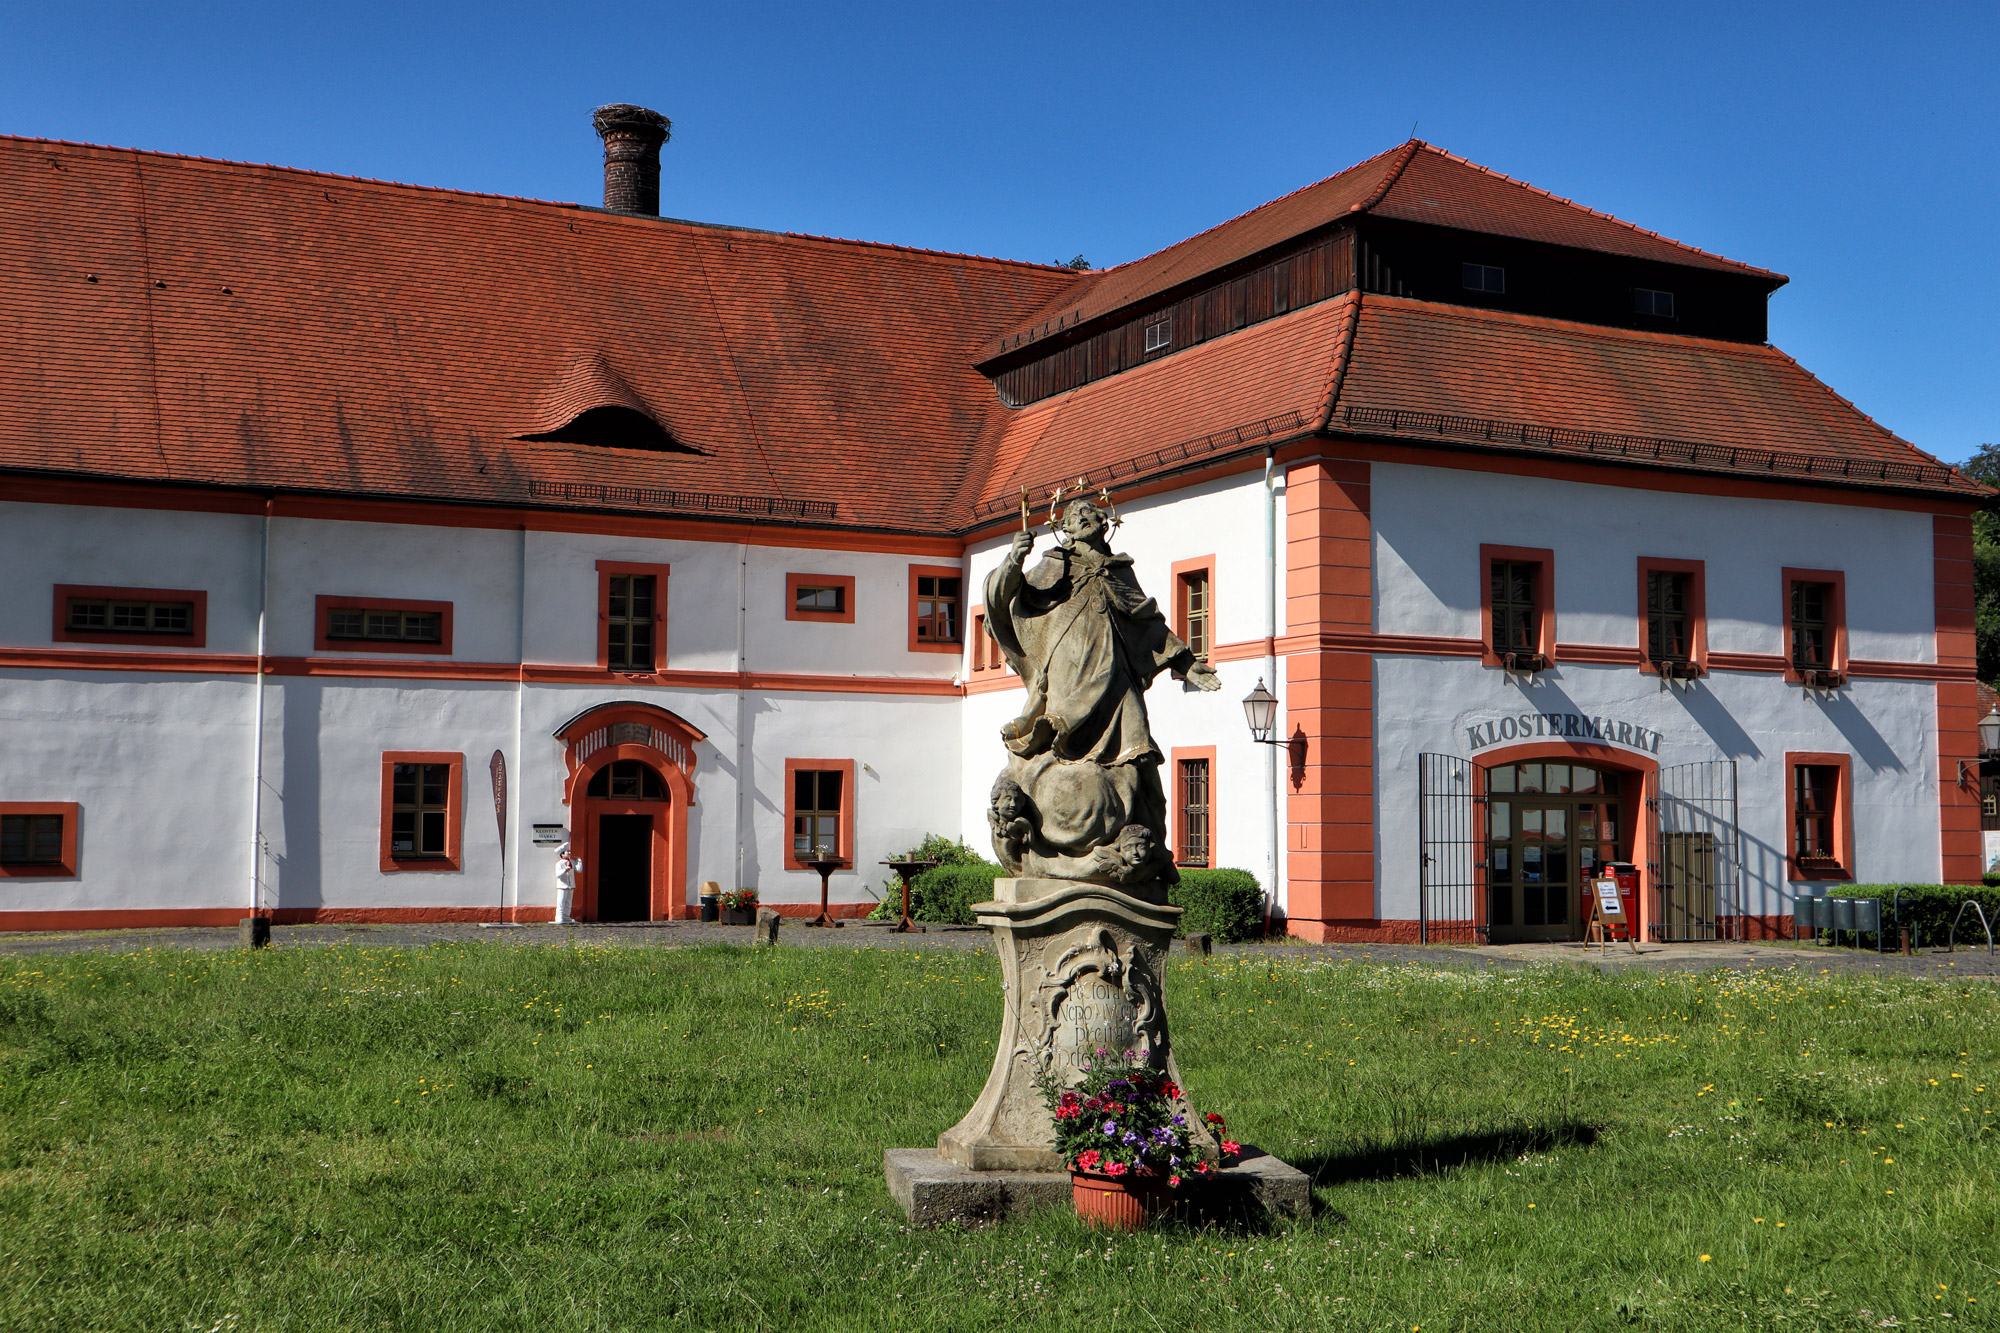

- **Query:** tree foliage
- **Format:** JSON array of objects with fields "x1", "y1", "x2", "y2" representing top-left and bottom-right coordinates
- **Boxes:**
[{"x1": 1954, "y1": 443, "x2": 2000, "y2": 685}]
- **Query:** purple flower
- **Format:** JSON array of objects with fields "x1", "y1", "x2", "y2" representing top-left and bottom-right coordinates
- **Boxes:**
[
  {"x1": 1172, "y1": 1114, "x2": 1186, "y2": 1126},
  {"x1": 1101, "y1": 1120, "x2": 1118, "y2": 1135}
]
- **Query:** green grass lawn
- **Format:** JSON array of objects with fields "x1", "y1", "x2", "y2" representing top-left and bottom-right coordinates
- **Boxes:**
[{"x1": 2, "y1": 942, "x2": 1996, "y2": 1332}]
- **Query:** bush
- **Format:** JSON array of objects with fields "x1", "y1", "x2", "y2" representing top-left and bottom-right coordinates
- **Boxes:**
[
  {"x1": 897, "y1": 863, "x2": 1006, "y2": 924},
  {"x1": 1168, "y1": 868, "x2": 1266, "y2": 943},
  {"x1": 1833, "y1": 884, "x2": 2000, "y2": 950},
  {"x1": 868, "y1": 835, "x2": 996, "y2": 922}
]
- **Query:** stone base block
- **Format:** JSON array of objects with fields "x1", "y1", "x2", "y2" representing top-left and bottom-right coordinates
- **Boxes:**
[
  {"x1": 884, "y1": 1149, "x2": 1069, "y2": 1228},
  {"x1": 885, "y1": 1146, "x2": 1311, "y2": 1229}
]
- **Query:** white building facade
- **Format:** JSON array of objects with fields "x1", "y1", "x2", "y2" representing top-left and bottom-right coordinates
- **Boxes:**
[{"x1": 0, "y1": 129, "x2": 1984, "y2": 940}]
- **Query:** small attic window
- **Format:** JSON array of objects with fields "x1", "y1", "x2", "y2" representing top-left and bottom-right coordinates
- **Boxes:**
[
  {"x1": 1143, "y1": 316, "x2": 1172, "y2": 354},
  {"x1": 1634, "y1": 288, "x2": 1677, "y2": 318},
  {"x1": 1462, "y1": 263, "x2": 1505, "y2": 294},
  {"x1": 517, "y1": 405, "x2": 692, "y2": 452}
]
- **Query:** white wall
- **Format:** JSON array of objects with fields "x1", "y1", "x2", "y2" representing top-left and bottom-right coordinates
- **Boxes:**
[
  {"x1": 1370, "y1": 461, "x2": 1937, "y2": 663},
  {"x1": 0, "y1": 671, "x2": 258, "y2": 911},
  {"x1": 959, "y1": 470, "x2": 1285, "y2": 902}
]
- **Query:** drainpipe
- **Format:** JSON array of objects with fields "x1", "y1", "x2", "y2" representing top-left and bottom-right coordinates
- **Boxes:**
[
  {"x1": 509, "y1": 522, "x2": 527, "y2": 918},
  {"x1": 1263, "y1": 446, "x2": 1281, "y2": 938},
  {"x1": 247, "y1": 496, "x2": 273, "y2": 929},
  {"x1": 733, "y1": 542, "x2": 751, "y2": 893}
]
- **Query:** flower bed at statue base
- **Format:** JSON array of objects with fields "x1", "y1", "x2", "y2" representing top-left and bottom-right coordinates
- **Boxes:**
[{"x1": 1040, "y1": 1048, "x2": 1241, "y2": 1230}]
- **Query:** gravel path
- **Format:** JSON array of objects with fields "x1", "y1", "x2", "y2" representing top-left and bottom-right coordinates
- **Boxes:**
[{"x1": 2, "y1": 919, "x2": 1995, "y2": 978}]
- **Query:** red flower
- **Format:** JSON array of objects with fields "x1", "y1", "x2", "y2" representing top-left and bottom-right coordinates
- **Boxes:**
[
  {"x1": 1076, "y1": 1149, "x2": 1101, "y2": 1170},
  {"x1": 1168, "y1": 1175, "x2": 1182, "y2": 1187},
  {"x1": 1194, "y1": 1161, "x2": 1213, "y2": 1175},
  {"x1": 1103, "y1": 1161, "x2": 1128, "y2": 1178},
  {"x1": 1162, "y1": 1082, "x2": 1181, "y2": 1100},
  {"x1": 1204, "y1": 1112, "x2": 1226, "y2": 1127},
  {"x1": 1221, "y1": 1139, "x2": 1241, "y2": 1157}
]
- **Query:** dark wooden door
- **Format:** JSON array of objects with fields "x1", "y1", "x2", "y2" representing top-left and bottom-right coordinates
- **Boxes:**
[{"x1": 595, "y1": 814, "x2": 653, "y2": 922}]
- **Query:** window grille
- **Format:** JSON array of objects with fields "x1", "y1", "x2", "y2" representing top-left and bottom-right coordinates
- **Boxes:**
[
  {"x1": 67, "y1": 598, "x2": 193, "y2": 635},
  {"x1": 1178, "y1": 759, "x2": 1211, "y2": 867},
  {"x1": 1490, "y1": 560, "x2": 1540, "y2": 653},
  {"x1": 0, "y1": 814, "x2": 63, "y2": 864},
  {"x1": 1646, "y1": 570, "x2": 1692, "y2": 663}
]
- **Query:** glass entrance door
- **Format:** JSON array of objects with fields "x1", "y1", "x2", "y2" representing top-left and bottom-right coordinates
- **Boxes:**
[{"x1": 1485, "y1": 762, "x2": 1623, "y2": 944}]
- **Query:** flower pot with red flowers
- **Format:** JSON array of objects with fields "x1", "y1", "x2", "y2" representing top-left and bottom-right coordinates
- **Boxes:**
[
  {"x1": 1038, "y1": 1048, "x2": 1240, "y2": 1231},
  {"x1": 718, "y1": 888, "x2": 758, "y2": 926}
]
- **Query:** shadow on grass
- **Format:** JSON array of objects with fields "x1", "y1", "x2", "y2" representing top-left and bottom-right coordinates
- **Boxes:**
[{"x1": 1295, "y1": 1119, "x2": 1601, "y2": 1192}]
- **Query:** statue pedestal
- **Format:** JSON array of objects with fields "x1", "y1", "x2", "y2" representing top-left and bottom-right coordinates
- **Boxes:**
[{"x1": 937, "y1": 876, "x2": 1214, "y2": 1171}]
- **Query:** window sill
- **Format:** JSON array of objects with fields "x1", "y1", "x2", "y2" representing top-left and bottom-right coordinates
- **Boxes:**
[
  {"x1": 0, "y1": 862, "x2": 76, "y2": 879},
  {"x1": 1788, "y1": 865, "x2": 1851, "y2": 883},
  {"x1": 383, "y1": 856, "x2": 462, "y2": 873}
]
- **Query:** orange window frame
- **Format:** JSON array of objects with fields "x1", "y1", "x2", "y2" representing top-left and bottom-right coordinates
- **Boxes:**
[
  {"x1": 1781, "y1": 568, "x2": 1847, "y2": 681},
  {"x1": 315, "y1": 595, "x2": 453, "y2": 655},
  {"x1": 1171, "y1": 555, "x2": 1216, "y2": 660},
  {"x1": 1170, "y1": 745, "x2": 1217, "y2": 867},
  {"x1": 0, "y1": 801, "x2": 81, "y2": 878},
  {"x1": 53, "y1": 585, "x2": 208, "y2": 648},
  {"x1": 1479, "y1": 544, "x2": 1556, "y2": 667},
  {"x1": 783, "y1": 758, "x2": 856, "y2": 872},
  {"x1": 908, "y1": 564, "x2": 965, "y2": 654},
  {"x1": 1784, "y1": 751, "x2": 1853, "y2": 882},
  {"x1": 785, "y1": 572, "x2": 856, "y2": 624},
  {"x1": 1636, "y1": 557, "x2": 1707, "y2": 675},
  {"x1": 597, "y1": 561, "x2": 671, "y2": 674},
  {"x1": 378, "y1": 751, "x2": 464, "y2": 873}
]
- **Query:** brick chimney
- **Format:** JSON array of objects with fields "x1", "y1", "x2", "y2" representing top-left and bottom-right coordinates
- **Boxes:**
[{"x1": 591, "y1": 104, "x2": 672, "y2": 216}]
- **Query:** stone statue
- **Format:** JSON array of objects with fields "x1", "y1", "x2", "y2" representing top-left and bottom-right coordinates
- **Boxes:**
[
  {"x1": 554, "y1": 840, "x2": 578, "y2": 925},
  {"x1": 939, "y1": 496, "x2": 1224, "y2": 1172},
  {"x1": 981, "y1": 499, "x2": 1219, "y2": 889}
]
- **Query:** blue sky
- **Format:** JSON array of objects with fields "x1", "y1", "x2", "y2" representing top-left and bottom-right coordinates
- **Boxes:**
[{"x1": 3, "y1": 1, "x2": 1994, "y2": 462}]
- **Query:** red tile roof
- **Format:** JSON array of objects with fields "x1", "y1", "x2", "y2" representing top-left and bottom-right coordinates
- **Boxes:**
[
  {"x1": 983, "y1": 141, "x2": 1782, "y2": 360},
  {"x1": 961, "y1": 294, "x2": 1984, "y2": 521},
  {"x1": 1, "y1": 134, "x2": 1979, "y2": 541},
  {"x1": 0, "y1": 135, "x2": 1083, "y2": 531}
]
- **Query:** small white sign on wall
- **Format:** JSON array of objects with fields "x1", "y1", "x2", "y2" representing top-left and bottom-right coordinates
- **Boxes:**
[{"x1": 532, "y1": 824, "x2": 568, "y2": 846}]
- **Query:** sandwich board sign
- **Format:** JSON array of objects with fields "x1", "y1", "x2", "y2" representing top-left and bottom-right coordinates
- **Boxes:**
[{"x1": 1587, "y1": 876, "x2": 1637, "y2": 953}]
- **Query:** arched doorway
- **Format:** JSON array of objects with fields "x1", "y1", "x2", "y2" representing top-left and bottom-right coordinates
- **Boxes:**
[
  {"x1": 1483, "y1": 760, "x2": 1627, "y2": 943},
  {"x1": 1471, "y1": 741, "x2": 1657, "y2": 945},
  {"x1": 584, "y1": 759, "x2": 669, "y2": 921},
  {"x1": 556, "y1": 703, "x2": 704, "y2": 922}
]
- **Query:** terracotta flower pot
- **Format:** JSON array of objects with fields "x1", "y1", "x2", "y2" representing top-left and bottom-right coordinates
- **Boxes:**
[{"x1": 1069, "y1": 1168, "x2": 1173, "y2": 1231}]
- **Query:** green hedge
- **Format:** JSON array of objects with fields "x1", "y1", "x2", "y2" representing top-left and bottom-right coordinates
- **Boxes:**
[
  {"x1": 1168, "y1": 868, "x2": 1266, "y2": 943},
  {"x1": 1823, "y1": 884, "x2": 2000, "y2": 950},
  {"x1": 868, "y1": 857, "x2": 1267, "y2": 940},
  {"x1": 870, "y1": 863, "x2": 1004, "y2": 925}
]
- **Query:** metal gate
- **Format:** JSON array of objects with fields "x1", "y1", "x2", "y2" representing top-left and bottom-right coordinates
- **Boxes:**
[
  {"x1": 1417, "y1": 753, "x2": 1483, "y2": 944},
  {"x1": 1649, "y1": 760, "x2": 1741, "y2": 942}
]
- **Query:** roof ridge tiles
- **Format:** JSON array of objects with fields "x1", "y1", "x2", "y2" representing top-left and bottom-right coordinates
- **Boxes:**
[
  {"x1": 1402, "y1": 142, "x2": 1782, "y2": 280},
  {"x1": 4, "y1": 133, "x2": 1080, "y2": 275}
]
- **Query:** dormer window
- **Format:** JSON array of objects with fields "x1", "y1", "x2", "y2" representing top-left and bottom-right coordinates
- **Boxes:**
[
  {"x1": 518, "y1": 352, "x2": 698, "y2": 453},
  {"x1": 1143, "y1": 317, "x2": 1172, "y2": 353},
  {"x1": 1634, "y1": 288, "x2": 1676, "y2": 318},
  {"x1": 518, "y1": 405, "x2": 690, "y2": 452},
  {"x1": 1462, "y1": 263, "x2": 1505, "y2": 294}
]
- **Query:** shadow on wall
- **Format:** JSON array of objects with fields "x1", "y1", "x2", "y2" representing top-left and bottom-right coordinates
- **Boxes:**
[
  {"x1": 1814, "y1": 692, "x2": 1905, "y2": 773},
  {"x1": 273, "y1": 679, "x2": 325, "y2": 909},
  {"x1": 1668, "y1": 681, "x2": 1761, "y2": 760}
]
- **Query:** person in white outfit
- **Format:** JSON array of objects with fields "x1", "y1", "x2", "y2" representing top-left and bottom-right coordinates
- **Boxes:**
[{"x1": 554, "y1": 839, "x2": 579, "y2": 924}]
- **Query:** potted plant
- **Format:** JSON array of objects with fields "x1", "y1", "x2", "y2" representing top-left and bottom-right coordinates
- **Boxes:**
[
  {"x1": 1038, "y1": 1048, "x2": 1240, "y2": 1231},
  {"x1": 718, "y1": 888, "x2": 758, "y2": 926}
]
